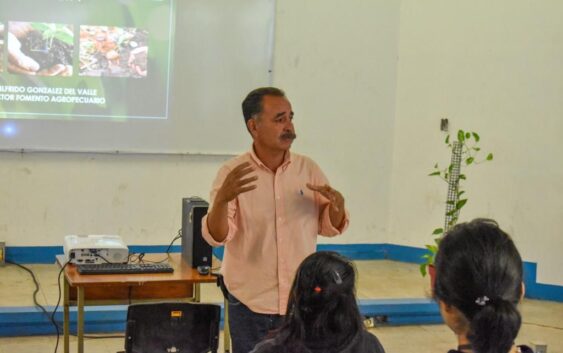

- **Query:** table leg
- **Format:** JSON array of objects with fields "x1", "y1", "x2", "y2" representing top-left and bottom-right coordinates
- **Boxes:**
[
  {"x1": 63, "y1": 277, "x2": 70, "y2": 353},
  {"x1": 224, "y1": 298, "x2": 230, "y2": 353},
  {"x1": 77, "y1": 287, "x2": 85, "y2": 353},
  {"x1": 194, "y1": 283, "x2": 201, "y2": 303}
]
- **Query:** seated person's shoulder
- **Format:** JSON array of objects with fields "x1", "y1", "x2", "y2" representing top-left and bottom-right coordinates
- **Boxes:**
[
  {"x1": 342, "y1": 330, "x2": 384, "y2": 353},
  {"x1": 362, "y1": 330, "x2": 386, "y2": 353},
  {"x1": 249, "y1": 338, "x2": 282, "y2": 353}
]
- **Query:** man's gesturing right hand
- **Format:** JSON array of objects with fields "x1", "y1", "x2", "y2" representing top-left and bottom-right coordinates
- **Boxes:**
[
  {"x1": 207, "y1": 162, "x2": 257, "y2": 242},
  {"x1": 216, "y1": 162, "x2": 257, "y2": 203}
]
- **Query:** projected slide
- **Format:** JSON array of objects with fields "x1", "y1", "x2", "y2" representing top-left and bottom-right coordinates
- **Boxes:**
[
  {"x1": 0, "y1": 22, "x2": 4, "y2": 73},
  {"x1": 0, "y1": 0, "x2": 173, "y2": 120}
]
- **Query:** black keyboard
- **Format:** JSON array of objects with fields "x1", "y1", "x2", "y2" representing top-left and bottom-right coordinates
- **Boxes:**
[{"x1": 76, "y1": 263, "x2": 174, "y2": 275}]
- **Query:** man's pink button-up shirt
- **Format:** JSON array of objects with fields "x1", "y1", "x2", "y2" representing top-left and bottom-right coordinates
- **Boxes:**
[{"x1": 202, "y1": 149, "x2": 349, "y2": 314}]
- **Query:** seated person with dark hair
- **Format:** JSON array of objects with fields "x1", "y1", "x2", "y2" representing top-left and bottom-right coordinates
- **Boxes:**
[
  {"x1": 434, "y1": 218, "x2": 532, "y2": 353},
  {"x1": 250, "y1": 251, "x2": 385, "y2": 353}
]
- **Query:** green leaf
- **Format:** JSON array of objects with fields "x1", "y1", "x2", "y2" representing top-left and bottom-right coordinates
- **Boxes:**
[
  {"x1": 53, "y1": 31, "x2": 73, "y2": 46},
  {"x1": 472, "y1": 147, "x2": 481, "y2": 151},
  {"x1": 466, "y1": 157, "x2": 474, "y2": 165},
  {"x1": 457, "y1": 190, "x2": 465, "y2": 197},
  {"x1": 465, "y1": 132, "x2": 471, "y2": 139},
  {"x1": 432, "y1": 228, "x2": 444, "y2": 235},
  {"x1": 446, "y1": 209, "x2": 457, "y2": 216},
  {"x1": 448, "y1": 164, "x2": 453, "y2": 173},
  {"x1": 457, "y1": 130, "x2": 465, "y2": 142},
  {"x1": 445, "y1": 135, "x2": 450, "y2": 144},
  {"x1": 446, "y1": 200, "x2": 455, "y2": 205},
  {"x1": 42, "y1": 30, "x2": 54, "y2": 41},
  {"x1": 420, "y1": 263, "x2": 428, "y2": 277},
  {"x1": 434, "y1": 163, "x2": 438, "y2": 169},
  {"x1": 472, "y1": 132, "x2": 480, "y2": 142},
  {"x1": 31, "y1": 22, "x2": 51, "y2": 32},
  {"x1": 459, "y1": 174, "x2": 466, "y2": 180},
  {"x1": 456, "y1": 199, "x2": 468, "y2": 209},
  {"x1": 487, "y1": 153, "x2": 494, "y2": 161},
  {"x1": 428, "y1": 171, "x2": 440, "y2": 176},
  {"x1": 426, "y1": 245, "x2": 438, "y2": 252}
]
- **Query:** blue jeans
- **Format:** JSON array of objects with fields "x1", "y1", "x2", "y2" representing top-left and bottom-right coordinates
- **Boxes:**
[{"x1": 227, "y1": 292, "x2": 283, "y2": 353}]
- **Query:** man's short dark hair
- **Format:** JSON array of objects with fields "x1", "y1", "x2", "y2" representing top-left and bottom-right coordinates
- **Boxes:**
[{"x1": 242, "y1": 87, "x2": 286, "y2": 125}]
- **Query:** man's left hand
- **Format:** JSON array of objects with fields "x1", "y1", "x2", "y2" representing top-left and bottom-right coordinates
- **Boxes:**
[{"x1": 306, "y1": 183, "x2": 345, "y2": 212}]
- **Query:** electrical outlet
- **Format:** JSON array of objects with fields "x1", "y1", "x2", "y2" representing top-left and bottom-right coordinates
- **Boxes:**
[
  {"x1": 0, "y1": 241, "x2": 5, "y2": 265},
  {"x1": 440, "y1": 118, "x2": 449, "y2": 132}
]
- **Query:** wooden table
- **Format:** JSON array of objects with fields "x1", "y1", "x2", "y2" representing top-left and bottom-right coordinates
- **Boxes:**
[{"x1": 57, "y1": 253, "x2": 216, "y2": 353}]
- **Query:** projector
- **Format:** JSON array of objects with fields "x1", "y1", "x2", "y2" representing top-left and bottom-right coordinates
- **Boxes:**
[{"x1": 64, "y1": 235, "x2": 129, "y2": 264}]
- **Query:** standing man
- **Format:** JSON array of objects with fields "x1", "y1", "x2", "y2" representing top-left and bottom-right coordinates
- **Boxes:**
[{"x1": 202, "y1": 87, "x2": 349, "y2": 353}]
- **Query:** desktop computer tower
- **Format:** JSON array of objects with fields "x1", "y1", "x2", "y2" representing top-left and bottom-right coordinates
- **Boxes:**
[{"x1": 181, "y1": 197, "x2": 212, "y2": 268}]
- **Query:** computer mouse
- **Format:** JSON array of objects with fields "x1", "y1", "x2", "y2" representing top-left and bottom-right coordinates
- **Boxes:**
[{"x1": 197, "y1": 265, "x2": 210, "y2": 275}]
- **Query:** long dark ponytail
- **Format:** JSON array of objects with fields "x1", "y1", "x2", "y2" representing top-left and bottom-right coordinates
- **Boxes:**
[{"x1": 434, "y1": 219, "x2": 523, "y2": 353}]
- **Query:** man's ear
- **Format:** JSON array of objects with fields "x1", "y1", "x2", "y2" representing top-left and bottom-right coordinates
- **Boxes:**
[
  {"x1": 520, "y1": 282, "x2": 526, "y2": 302},
  {"x1": 247, "y1": 118, "x2": 257, "y2": 136}
]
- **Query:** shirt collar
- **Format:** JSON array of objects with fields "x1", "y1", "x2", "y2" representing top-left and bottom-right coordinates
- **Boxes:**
[{"x1": 249, "y1": 145, "x2": 292, "y2": 171}]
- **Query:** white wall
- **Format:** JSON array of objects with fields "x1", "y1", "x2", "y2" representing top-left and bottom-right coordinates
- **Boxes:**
[
  {"x1": 0, "y1": 152, "x2": 228, "y2": 246},
  {"x1": 387, "y1": 0, "x2": 563, "y2": 285}
]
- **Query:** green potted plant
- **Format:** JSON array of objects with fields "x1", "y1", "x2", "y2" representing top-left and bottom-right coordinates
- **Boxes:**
[{"x1": 420, "y1": 129, "x2": 493, "y2": 278}]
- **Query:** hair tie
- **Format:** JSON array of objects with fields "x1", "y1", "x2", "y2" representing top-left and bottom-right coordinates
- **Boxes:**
[
  {"x1": 332, "y1": 270, "x2": 343, "y2": 284},
  {"x1": 475, "y1": 295, "x2": 490, "y2": 306},
  {"x1": 313, "y1": 286, "x2": 322, "y2": 293}
]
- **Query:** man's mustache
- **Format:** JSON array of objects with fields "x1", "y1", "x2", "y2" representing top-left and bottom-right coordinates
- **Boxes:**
[{"x1": 281, "y1": 132, "x2": 297, "y2": 140}]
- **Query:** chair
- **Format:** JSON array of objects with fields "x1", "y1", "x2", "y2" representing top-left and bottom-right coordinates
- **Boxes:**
[
  {"x1": 216, "y1": 274, "x2": 231, "y2": 353},
  {"x1": 124, "y1": 302, "x2": 221, "y2": 353}
]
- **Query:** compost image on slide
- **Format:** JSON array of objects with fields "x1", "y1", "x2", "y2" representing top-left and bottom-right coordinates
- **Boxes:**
[{"x1": 79, "y1": 26, "x2": 148, "y2": 78}]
